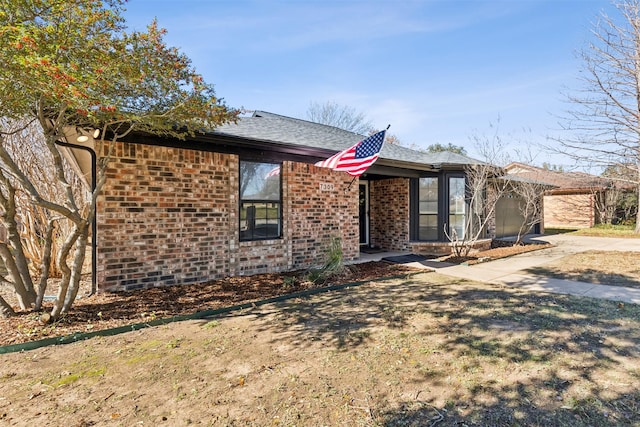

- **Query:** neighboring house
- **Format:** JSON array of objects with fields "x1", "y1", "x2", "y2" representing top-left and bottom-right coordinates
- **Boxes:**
[
  {"x1": 63, "y1": 111, "x2": 487, "y2": 291},
  {"x1": 505, "y1": 162, "x2": 612, "y2": 229}
]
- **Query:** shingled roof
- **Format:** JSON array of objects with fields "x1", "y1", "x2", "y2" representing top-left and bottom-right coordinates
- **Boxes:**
[
  {"x1": 505, "y1": 162, "x2": 610, "y2": 192},
  {"x1": 212, "y1": 110, "x2": 481, "y2": 171}
]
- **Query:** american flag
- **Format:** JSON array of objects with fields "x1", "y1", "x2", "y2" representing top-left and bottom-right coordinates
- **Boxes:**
[{"x1": 314, "y1": 130, "x2": 386, "y2": 177}]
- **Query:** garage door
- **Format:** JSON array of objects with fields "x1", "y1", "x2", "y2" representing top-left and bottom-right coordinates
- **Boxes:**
[{"x1": 495, "y1": 193, "x2": 526, "y2": 238}]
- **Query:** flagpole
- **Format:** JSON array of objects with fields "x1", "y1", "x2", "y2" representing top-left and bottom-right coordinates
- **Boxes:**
[{"x1": 345, "y1": 176, "x2": 357, "y2": 191}]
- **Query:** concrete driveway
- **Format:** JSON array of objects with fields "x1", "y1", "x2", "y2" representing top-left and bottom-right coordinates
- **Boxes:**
[{"x1": 418, "y1": 234, "x2": 640, "y2": 305}]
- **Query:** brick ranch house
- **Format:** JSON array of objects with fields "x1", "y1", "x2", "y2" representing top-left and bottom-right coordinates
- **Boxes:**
[{"x1": 63, "y1": 111, "x2": 491, "y2": 292}]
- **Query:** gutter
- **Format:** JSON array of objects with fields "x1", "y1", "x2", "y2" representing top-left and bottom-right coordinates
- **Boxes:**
[
  {"x1": 54, "y1": 140, "x2": 97, "y2": 296},
  {"x1": 124, "y1": 131, "x2": 444, "y2": 175}
]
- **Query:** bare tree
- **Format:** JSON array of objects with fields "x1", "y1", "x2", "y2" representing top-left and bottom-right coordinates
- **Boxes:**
[
  {"x1": 0, "y1": 119, "x2": 86, "y2": 314},
  {"x1": 445, "y1": 125, "x2": 511, "y2": 257},
  {"x1": 381, "y1": 132, "x2": 402, "y2": 145},
  {"x1": 306, "y1": 101, "x2": 402, "y2": 144},
  {"x1": 306, "y1": 101, "x2": 373, "y2": 135},
  {"x1": 1, "y1": 120, "x2": 83, "y2": 278},
  {"x1": 557, "y1": 0, "x2": 640, "y2": 232},
  {"x1": 509, "y1": 178, "x2": 547, "y2": 245}
]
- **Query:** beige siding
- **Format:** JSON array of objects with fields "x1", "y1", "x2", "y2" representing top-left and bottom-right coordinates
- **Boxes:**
[{"x1": 544, "y1": 194, "x2": 595, "y2": 228}]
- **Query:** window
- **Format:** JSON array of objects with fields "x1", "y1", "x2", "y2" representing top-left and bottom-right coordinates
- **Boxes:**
[
  {"x1": 411, "y1": 173, "x2": 469, "y2": 242},
  {"x1": 448, "y1": 176, "x2": 466, "y2": 239},
  {"x1": 240, "y1": 161, "x2": 281, "y2": 240},
  {"x1": 418, "y1": 177, "x2": 439, "y2": 240}
]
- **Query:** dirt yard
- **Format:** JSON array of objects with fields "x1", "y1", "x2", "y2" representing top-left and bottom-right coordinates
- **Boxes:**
[
  {"x1": 1, "y1": 243, "x2": 639, "y2": 426},
  {"x1": 0, "y1": 262, "x2": 415, "y2": 347},
  {"x1": 527, "y1": 250, "x2": 640, "y2": 289},
  {"x1": 1, "y1": 271, "x2": 639, "y2": 426},
  {"x1": 0, "y1": 244, "x2": 549, "y2": 348}
]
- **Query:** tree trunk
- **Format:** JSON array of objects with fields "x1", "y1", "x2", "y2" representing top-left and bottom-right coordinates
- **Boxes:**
[
  {"x1": 635, "y1": 182, "x2": 640, "y2": 233},
  {"x1": 5, "y1": 215, "x2": 35, "y2": 297},
  {"x1": 34, "y1": 220, "x2": 55, "y2": 311},
  {"x1": 62, "y1": 226, "x2": 88, "y2": 313},
  {"x1": 0, "y1": 293, "x2": 15, "y2": 318},
  {"x1": 0, "y1": 171, "x2": 36, "y2": 307},
  {"x1": 0, "y1": 243, "x2": 34, "y2": 309},
  {"x1": 49, "y1": 226, "x2": 79, "y2": 319},
  {"x1": 514, "y1": 231, "x2": 524, "y2": 246}
]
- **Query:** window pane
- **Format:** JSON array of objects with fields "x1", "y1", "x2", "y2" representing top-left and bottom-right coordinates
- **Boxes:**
[
  {"x1": 418, "y1": 214, "x2": 438, "y2": 240},
  {"x1": 419, "y1": 178, "x2": 438, "y2": 204},
  {"x1": 449, "y1": 177, "x2": 465, "y2": 214},
  {"x1": 449, "y1": 214, "x2": 465, "y2": 239},
  {"x1": 240, "y1": 202, "x2": 281, "y2": 240},
  {"x1": 449, "y1": 177, "x2": 466, "y2": 239},
  {"x1": 416, "y1": 177, "x2": 438, "y2": 241},
  {"x1": 240, "y1": 161, "x2": 280, "y2": 201},
  {"x1": 240, "y1": 160, "x2": 282, "y2": 241},
  {"x1": 419, "y1": 201, "x2": 438, "y2": 213},
  {"x1": 419, "y1": 215, "x2": 438, "y2": 228}
]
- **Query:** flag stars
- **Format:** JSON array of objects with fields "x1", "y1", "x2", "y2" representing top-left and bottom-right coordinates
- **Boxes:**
[{"x1": 315, "y1": 130, "x2": 387, "y2": 177}]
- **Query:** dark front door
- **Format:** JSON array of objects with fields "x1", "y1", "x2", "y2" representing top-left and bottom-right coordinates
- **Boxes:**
[{"x1": 359, "y1": 182, "x2": 369, "y2": 245}]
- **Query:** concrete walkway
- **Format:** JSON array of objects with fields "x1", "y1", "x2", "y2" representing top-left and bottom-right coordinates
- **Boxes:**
[{"x1": 362, "y1": 234, "x2": 640, "y2": 305}]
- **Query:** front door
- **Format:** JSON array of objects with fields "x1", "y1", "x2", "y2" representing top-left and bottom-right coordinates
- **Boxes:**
[{"x1": 359, "y1": 182, "x2": 369, "y2": 246}]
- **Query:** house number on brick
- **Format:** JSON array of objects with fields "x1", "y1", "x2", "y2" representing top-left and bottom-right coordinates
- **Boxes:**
[{"x1": 319, "y1": 182, "x2": 335, "y2": 191}]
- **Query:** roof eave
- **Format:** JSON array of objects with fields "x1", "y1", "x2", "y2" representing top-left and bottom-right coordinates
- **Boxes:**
[
  {"x1": 546, "y1": 186, "x2": 608, "y2": 195},
  {"x1": 375, "y1": 158, "x2": 441, "y2": 172}
]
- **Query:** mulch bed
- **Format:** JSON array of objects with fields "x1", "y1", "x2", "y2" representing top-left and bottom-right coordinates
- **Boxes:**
[
  {"x1": 0, "y1": 242, "x2": 553, "y2": 348},
  {"x1": 441, "y1": 243, "x2": 552, "y2": 265},
  {"x1": 0, "y1": 261, "x2": 417, "y2": 347}
]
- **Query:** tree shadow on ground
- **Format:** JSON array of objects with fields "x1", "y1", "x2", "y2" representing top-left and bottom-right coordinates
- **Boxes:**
[
  {"x1": 209, "y1": 271, "x2": 640, "y2": 426},
  {"x1": 377, "y1": 390, "x2": 640, "y2": 426},
  {"x1": 527, "y1": 266, "x2": 640, "y2": 290}
]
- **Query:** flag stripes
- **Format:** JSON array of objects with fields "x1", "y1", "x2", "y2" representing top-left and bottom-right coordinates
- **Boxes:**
[{"x1": 314, "y1": 130, "x2": 386, "y2": 177}]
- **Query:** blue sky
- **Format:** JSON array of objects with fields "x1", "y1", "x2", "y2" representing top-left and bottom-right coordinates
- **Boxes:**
[{"x1": 123, "y1": 0, "x2": 613, "y2": 166}]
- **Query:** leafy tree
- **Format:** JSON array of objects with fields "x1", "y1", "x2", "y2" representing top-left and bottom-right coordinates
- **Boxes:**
[
  {"x1": 0, "y1": 0, "x2": 238, "y2": 318},
  {"x1": 557, "y1": 0, "x2": 640, "y2": 232},
  {"x1": 424, "y1": 142, "x2": 467, "y2": 155}
]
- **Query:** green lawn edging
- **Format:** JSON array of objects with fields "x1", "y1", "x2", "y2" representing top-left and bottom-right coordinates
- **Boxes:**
[{"x1": 0, "y1": 272, "x2": 420, "y2": 355}]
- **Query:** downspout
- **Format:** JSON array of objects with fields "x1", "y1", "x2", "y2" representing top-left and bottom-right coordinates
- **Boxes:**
[{"x1": 54, "y1": 140, "x2": 98, "y2": 296}]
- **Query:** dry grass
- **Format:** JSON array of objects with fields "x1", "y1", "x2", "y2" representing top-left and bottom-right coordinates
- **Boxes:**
[
  {"x1": 527, "y1": 250, "x2": 640, "y2": 289},
  {"x1": 562, "y1": 225, "x2": 640, "y2": 238},
  {"x1": 1, "y1": 240, "x2": 639, "y2": 425},
  {"x1": 0, "y1": 262, "x2": 414, "y2": 347},
  {"x1": 1, "y1": 272, "x2": 639, "y2": 426}
]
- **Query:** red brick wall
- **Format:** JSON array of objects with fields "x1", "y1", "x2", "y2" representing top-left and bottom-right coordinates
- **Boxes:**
[
  {"x1": 369, "y1": 178, "x2": 410, "y2": 251},
  {"x1": 98, "y1": 143, "x2": 234, "y2": 291},
  {"x1": 97, "y1": 141, "x2": 359, "y2": 291},
  {"x1": 286, "y1": 163, "x2": 359, "y2": 268}
]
